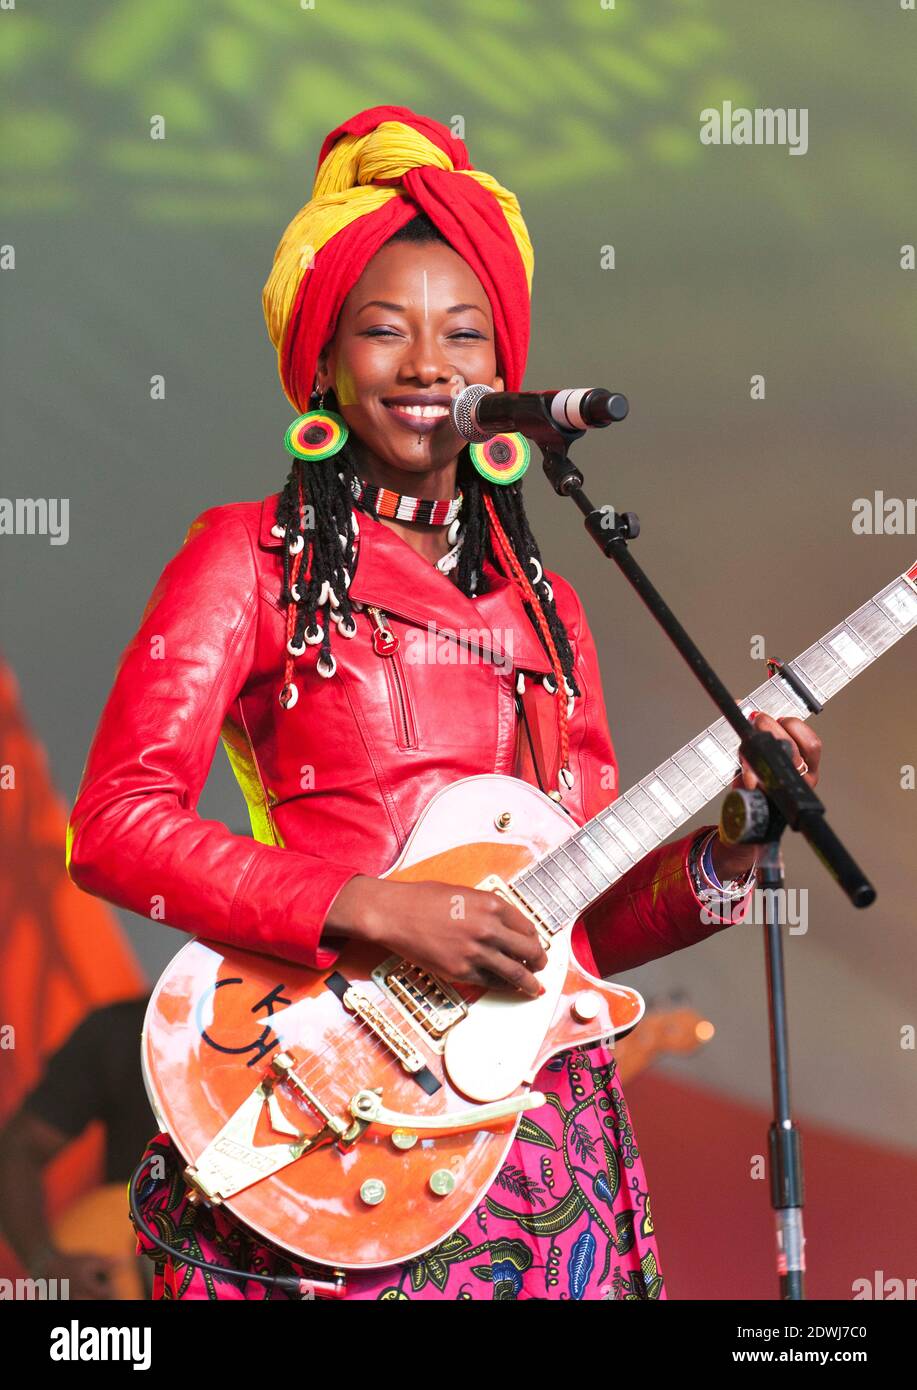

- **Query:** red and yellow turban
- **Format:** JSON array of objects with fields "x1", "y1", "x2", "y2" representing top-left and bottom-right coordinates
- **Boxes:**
[{"x1": 262, "y1": 105, "x2": 534, "y2": 415}]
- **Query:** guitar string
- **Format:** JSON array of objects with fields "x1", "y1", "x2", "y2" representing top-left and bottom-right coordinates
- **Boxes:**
[{"x1": 270, "y1": 982, "x2": 461, "y2": 1125}]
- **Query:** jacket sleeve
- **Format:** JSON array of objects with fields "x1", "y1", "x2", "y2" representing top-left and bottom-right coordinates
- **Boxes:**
[
  {"x1": 65, "y1": 506, "x2": 361, "y2": 970},
  {"x1": 563, "y1": 582, "x2": 753, "y2": 977}
]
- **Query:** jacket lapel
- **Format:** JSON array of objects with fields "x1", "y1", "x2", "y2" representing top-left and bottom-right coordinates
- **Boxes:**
[{"x1": 258, "y1": 492, "x2": 555, "y2": 676}]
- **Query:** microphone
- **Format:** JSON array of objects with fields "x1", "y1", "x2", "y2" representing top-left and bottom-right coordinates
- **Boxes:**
[{"x1": 450, "y1": 384, "x2": 629, "y2": 443}]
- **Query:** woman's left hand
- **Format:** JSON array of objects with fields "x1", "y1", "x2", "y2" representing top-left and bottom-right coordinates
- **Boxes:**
[{"x1": 710, "y1": 712, "x2": 823, "y2": 881}]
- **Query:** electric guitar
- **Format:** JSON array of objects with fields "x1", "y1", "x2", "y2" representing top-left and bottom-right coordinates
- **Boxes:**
[{"x1": 142, "y1": 559, "x2": 917, "y2": 1269}]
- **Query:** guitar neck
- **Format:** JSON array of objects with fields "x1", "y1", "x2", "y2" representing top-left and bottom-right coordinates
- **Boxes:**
[{"x1": 513, "y1": 561, "x2": 917, "y2": 929}]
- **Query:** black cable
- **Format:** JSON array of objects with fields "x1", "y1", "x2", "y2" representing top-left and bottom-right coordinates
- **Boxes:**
[{"x1": 127, "y1": 1152, "x2": 309, "y2": 1297}]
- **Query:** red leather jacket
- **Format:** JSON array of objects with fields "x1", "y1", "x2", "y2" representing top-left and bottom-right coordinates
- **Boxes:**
[{"x1": 66, "y1": 493, "x2": 738, "y2": 978}]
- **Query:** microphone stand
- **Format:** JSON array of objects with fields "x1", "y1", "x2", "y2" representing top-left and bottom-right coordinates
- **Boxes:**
[{"x1": 520, "y1": 402, "x2": 875, "y2": 1301}]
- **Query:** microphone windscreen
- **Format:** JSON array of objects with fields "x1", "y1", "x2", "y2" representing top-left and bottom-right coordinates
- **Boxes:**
[{"x1": 450, "y1": 383, "x2": 496, "y2": 442}]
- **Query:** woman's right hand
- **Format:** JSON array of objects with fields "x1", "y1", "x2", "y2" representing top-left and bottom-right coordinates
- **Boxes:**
[{"x1": 323, "y1": 876, "x2": 548, "y2": 998}]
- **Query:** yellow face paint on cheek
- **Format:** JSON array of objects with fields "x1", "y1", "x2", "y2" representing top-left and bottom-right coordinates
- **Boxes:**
[{"x1": 333, "y1": 361, "x2": 359, "y2": 408}]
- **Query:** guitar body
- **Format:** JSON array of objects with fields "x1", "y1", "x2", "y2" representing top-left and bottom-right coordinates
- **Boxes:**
[{"x1": 142, "y1": 773, "x2": 644, "y2": 1270}]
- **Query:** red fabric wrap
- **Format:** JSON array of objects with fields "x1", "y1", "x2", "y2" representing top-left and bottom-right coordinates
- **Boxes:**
[{"x1": 281, "y1": 105, "x2": 531, "y2": 413}]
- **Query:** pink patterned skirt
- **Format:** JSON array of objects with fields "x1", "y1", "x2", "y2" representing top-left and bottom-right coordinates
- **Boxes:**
[{"x1": 131, "y1": 1044, "x2": 665, "y2": 1301}]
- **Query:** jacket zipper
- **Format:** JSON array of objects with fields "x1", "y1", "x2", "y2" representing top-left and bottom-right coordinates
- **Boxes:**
[{"x1": 366, "y1": 605, "x2": 418, "y2": 750}]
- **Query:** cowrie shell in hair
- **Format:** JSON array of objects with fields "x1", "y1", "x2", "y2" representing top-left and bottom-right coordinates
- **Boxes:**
[
  {"x1": 271, "y1": 523, "x2": 286, "y2": 540},
  {"x1": 317, "y1": 653, "x2": 337, "y2": 679},
  {"x1": 558, "y1": 766, "x2": 575, "y2": 792},
  {"x1": 541, "y1": 581, "x2": 554, "y2": 602},
  {"x1": 290, "y1": 582, "x2": 301, "y2": 603},
  {"x1": 528, "y1": 557, "x2": 543, "y2": 584},
  {"x1": 516, "y1": 672, "x2": 526, "y2": 695},
  {"x1": 338, "y1": 617, "x2": 358, "y2": 639},
  {"x1": 286, "y1": 636, "x2": 306, "y2": 656},
  {"x1": 279, "y1": 681, "x2": 298, "y2": 709},
  {"x1": 317, "y1": 580, "x2": 331, "y2": 607},
  {"x1": 304, "y1": 623, "x2": 324, "y2": 646},
  {"x1": 543, "y1": 674, "x2": 558, "y2": 694},
  {"x1": 288, "y1": 534, "x2": 304, "y2": 555}
]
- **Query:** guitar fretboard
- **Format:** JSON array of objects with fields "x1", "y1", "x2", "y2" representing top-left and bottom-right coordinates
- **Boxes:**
[{"x1": 512, "y1": 561, "x2": 917, "y2": 930}]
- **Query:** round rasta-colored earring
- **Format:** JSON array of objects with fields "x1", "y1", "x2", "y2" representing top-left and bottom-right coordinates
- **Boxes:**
[
  {"x1": 468, "y1": 432, "x2": 531, "y2": 485},
  {"x1": 284, "y1": 406, "x2": 349, "y2": 462}
]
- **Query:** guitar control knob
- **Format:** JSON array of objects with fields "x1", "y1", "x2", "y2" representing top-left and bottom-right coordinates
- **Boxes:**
[
  {"x1": 359, "y1": 1178, "x2": 386, "y2": 1206},
  {"x1": 429, "y1": 1169, "x2": 456, "y2": 1197},
  {"x1": 391, "y1": 1129, "x2": 417, "y2": 1150},
  {"x1": 571, "y1": 990, "x2": 602, "y2": 1023}
]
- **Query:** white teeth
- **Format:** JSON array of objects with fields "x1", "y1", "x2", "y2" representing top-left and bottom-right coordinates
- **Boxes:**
[{"x1": 387, "y1": 403, "x2": 449, "y2": 418}]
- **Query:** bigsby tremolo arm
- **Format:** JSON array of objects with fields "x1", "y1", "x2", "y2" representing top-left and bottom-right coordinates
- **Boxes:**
[
  {"x1": 349, "y1": 1087, "x2": 545, "y2": 1135},
  {"x1": 185, "y1": 1051, "x2": 545, "y2": 1203}
]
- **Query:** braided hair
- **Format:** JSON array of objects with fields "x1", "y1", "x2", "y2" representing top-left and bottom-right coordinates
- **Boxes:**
[{"x1": 274, "y1": 213, "x2": 582, "y2": 773}]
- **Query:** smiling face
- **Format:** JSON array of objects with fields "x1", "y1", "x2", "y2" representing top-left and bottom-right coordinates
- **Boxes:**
[{"x1": 314, "y1": 239, "x2": 504, "y2": 496}]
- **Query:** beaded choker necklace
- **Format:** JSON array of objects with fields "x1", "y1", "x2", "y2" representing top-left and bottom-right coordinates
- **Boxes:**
[{"x1": 350, "y1": 475, "x2": 462, "y2": 526}]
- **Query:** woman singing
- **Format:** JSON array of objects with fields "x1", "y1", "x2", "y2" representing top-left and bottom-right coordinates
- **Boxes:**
[{"x1": 66, "y1": 105, "x2": 822, "y2": 1301}]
